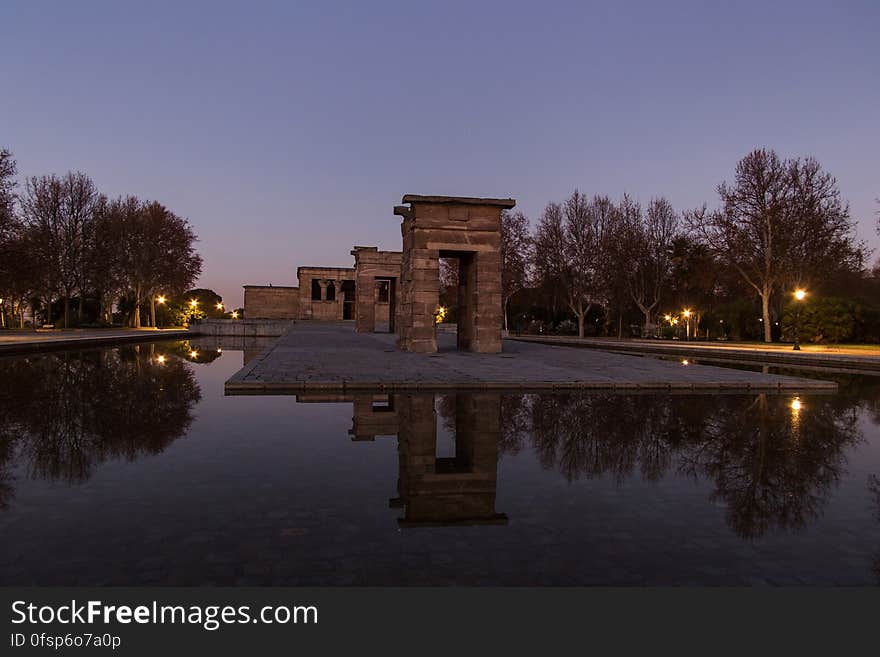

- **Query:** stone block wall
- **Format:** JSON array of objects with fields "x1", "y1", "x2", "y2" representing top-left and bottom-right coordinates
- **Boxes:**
[
  {"x1": 394, "y1": 195, "x2": 514, "y2": 353},
  {"x1": 295, "y1": 266, "x2": 356, "y2": 321},
  {"x1": 243, "y1": 285, "x2": 299, "y2": 319},
  {"x1": 351, "y1": 246, "x2": 402, "y2": 333}
]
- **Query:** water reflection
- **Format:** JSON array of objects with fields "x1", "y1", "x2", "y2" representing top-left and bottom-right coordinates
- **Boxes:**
[
  {"x1": 303, "y1": 393, "x2": 508, "y2": 526},
  {"x1": 1, "y1": 342, "x2": 877, "y2": 584},
  {"x1": 306, "y1": 389, "x2": 861, "y2": 540},
  {"x1": 0, "y1": 344, "x2": 200, "y2": 498},
  {"x1": 871, "y1": 475, "x2": 880, "y2": 583}
]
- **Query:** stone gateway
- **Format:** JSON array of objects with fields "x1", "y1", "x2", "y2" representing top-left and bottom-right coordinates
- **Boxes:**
[{"x1": 395, "y1": 195, "x2": 515, "y2": 354}]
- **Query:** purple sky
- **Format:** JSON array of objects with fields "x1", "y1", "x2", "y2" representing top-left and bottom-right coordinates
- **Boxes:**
[{"x1": 3, "y1": 1, "x2": 878, "y2": 306}]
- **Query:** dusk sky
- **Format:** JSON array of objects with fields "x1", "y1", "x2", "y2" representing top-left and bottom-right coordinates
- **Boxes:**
[{"x1": 3, "y1": 0, "x2": 878, "y2": 306}]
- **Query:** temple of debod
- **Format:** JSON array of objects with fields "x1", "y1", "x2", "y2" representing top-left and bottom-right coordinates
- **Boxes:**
[
  {"x1": 227, "y1": 193, "x2": 834, "y2": 394},
  {"x1": 243, "y1": 194, "x2": 515, "y2": 354}
]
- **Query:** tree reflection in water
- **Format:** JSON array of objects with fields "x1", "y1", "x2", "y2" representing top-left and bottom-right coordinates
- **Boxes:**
[
  {"x1": 347, "y1": 389, "x2": 862, "y2": 541},
  {"x1": 0, "y1": 343, "x2": 200, "y2": 500},
  {"x1": 516, "y1": 392, "x2": 861, "y2": 539}
]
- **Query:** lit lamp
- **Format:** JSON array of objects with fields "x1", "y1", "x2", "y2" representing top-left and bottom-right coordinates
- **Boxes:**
[
  {"x1": 682, "y1": 309, "x2": 692, "y2": 340},
  {"x1": 231, "y1": 311, "x2": 239, "y2": 319},
  {"x1": 215, "y1": 302, "x2": 224, "y2": 311},
  {"x1": 154, "y1": 295, "x2": 166, "y2": 330},
  {"x1": 793, "y1": 289, "x2": 806, "y2": 351}
]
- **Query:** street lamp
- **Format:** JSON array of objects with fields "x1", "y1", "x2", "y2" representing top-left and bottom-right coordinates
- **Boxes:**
[
  {"x1": 682, "y1": 309, "x2": 692, "y2": 340},
  {"x1": 215, "y1": 302, "x2": 224, "y2": 311},
  {"x1": 793, "y1": 288, "x2": 806, "y2": 351},
  {"x1": 231, "y1": 311, "x2": 239, "y2": 319},
  {"x1": 156, "y1": 295, "x2": 166, "y2": 305}
]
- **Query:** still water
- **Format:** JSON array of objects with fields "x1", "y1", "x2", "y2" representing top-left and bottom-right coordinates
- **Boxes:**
[{"x1": 1, "y1": 340, "x2": 879, "y2": 585}]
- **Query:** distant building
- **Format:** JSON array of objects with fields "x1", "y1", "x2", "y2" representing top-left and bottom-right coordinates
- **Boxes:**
[{"x1": 244, "y1": 265, "x2": 355, "y2": 321}]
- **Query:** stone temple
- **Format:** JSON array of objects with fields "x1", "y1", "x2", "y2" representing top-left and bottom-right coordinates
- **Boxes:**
[{"x1": 243, "y1": 194, "x2": 515, "y2": 354}]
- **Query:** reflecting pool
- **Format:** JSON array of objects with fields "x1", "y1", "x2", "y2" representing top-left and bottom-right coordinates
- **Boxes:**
[{"x1": 1, "y1": 341, "x2": 879, "y2": 585}]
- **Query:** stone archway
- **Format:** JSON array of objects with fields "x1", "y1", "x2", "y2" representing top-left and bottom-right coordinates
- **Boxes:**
[{"x1": 393, "y1": 195, "x2": 515, "y2": 353}]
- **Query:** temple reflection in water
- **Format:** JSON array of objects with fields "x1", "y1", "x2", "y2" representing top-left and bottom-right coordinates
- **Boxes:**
[
  {"x1": 296, "y1": 386, "x2": 864, "y2": 540},
  {"x1": 299, "y1": 392, "x2": 508, "y2": 527},
  {"x1": 0, "y1": 342, "x2": 873, "y2": 548}
]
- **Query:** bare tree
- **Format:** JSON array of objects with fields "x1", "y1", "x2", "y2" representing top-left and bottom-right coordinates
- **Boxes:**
[
  {"x1": 534, "y1": 191, "x2": 613, "y2": 337},
  {"x1": 687, "y1": 149, "x2": 863, "y2": 342},
  {"x1": 19, "y1": 172, "x2": 99, "y2": 327},
  {"x1": 83, "y1": 195, "x2": 122, "y2": 324},
  {"x1": 19, "y1": 175, "x2": 64, "y2": 324},
  {"x1": 59, "y1": 172, "x2": 99, "y2": 325},
  {"x1": 0, "y1": 149, "x2": 18, "y2": 327},
  {"x1": 0, "y1": 148, "x2": 15, "y2": 228},
  {"x1": 500, "y1": 209, "x2": 532, "y2": 331},
  {"x1": 614, "y1": 195, "x2": 678, "y2": 335}
]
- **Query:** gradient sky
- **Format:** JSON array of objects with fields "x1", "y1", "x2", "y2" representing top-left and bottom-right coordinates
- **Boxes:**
[{"x1": 2, "y1": 0, "x2": 878, "y2": 306}]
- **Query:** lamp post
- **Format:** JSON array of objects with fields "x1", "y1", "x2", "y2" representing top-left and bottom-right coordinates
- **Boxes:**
[
  {"x1": 156, "y1": 295, "x2": 166, "y2": 329},
  {"x1": 682, "y1": 309, "x2": 692, "y2": 340},
  {"x1": 793, "y1": 289, "x2": 806, "y2": 351}
]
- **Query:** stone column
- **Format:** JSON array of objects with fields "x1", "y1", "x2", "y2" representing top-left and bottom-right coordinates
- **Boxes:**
[{"x1": 470, "y1": 250, "x2": 503, "y2": 353}]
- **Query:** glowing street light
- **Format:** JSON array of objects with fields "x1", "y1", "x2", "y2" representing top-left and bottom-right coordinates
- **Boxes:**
[
  {"x1": 215, "y1": 302, "x2": 224, "y2": 311},
  {"x1": 189, "y1": 350, "x2": 198, "y2": 359},
  {"x1": 231, "y1": 311, "x2": 239, "y2": 319},
  {"x1": 156, "y1": 295, "x2": 166, "y2": 305},
  {"x1": 682, "y1": 309, "x2": 692, "y2": 340},
  {"x1": 156, "y1": 355, "x2": 166, "y2": 365},
  {"x1": 793, "y1": 289, "x2": 807, "y2": 351},
  {"x1": 189, "y1": 299, "x2": 198, "y2": 308}
]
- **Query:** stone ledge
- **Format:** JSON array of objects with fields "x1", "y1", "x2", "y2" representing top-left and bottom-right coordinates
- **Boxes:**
[{"x1": 401, "y1": 194, "x2": 516, "y2": 208}]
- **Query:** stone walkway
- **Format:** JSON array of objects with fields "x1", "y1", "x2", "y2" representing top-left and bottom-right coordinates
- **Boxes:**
[
  {"x1": 224, "y1": 322, "x2": 836, "y2": 393},
  {"x1": 0, "y1": 328, "x2": 191, "y2": 355}
]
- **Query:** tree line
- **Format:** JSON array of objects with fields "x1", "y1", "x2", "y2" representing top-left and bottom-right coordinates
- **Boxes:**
[
  {"x1": 0, "y1": 148, "x2": 202, "y2": 328},
  {"x1": 495, "y1": 148, "x2": 874, "y2": 343}
]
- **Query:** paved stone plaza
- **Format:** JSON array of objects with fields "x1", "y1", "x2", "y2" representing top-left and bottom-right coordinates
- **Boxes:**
[{"x1": 224, "y1": 322, "x2": 836, "y2": 393}]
